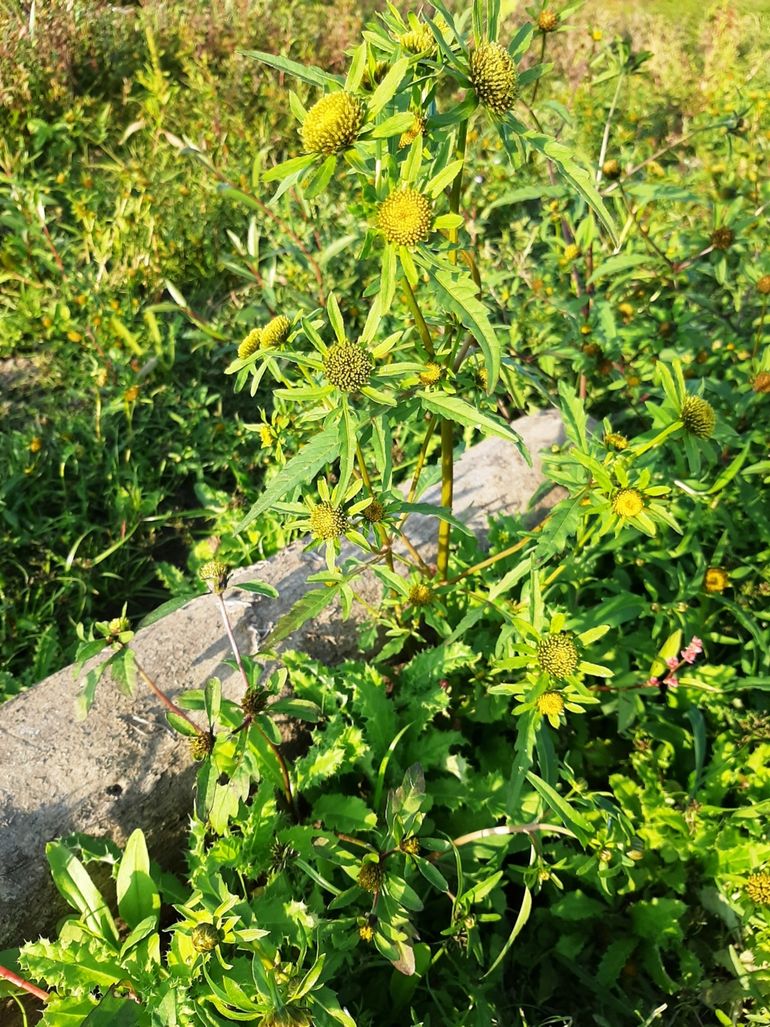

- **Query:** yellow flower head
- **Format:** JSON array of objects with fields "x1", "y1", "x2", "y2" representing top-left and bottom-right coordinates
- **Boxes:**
[
  {"x1": 757, "y1": 274, "x2": 770, "y2": 295},
  {"x1": 323, "y1": 342, "x2": 374, "y2": 392},
  {"x1": 680, "y1": 395, "x2": 716, "y2": 438},
  {"x1": 359, "y1": 923, "x2": 375, "y2": 942},
  {"x1": 191, "y1": 923, "x2": 220, "y2": 953},
  {"x1": 752, "y1": 371, "x2": 770, "y2": 393},
  {"x1": 604, "y1": 432, "x2": 628, "y2": 451},
  {"x1": 704, "y1": 566, "x2": 729, "y2": 593},
  {"x1": 536, "y1": 690, "x2": 565, "y2": 717},
  {"x1": 537, "y1": 9, "x2": 559, "y2": 32},
  {"x1": 408, "y1": 583, "x2": 433, "y2": 607},
  {"x1": 469, "y1": 41, "x2": 518, "y2": 115},
  {"x1": 419, "y1": 361, "x2": 442, "y2": 386},
  {"x1": 562, "y1": 243, "x2": 581, "y2": 264},
  {"x1": 377, "y1": 188, "x2": 433, "y2": 247},
  {"x1": 536, "y1": 633, "x2": 579, "y2": 678},
  {"x1": 310, "y1": 502, "x2": 349, "y2": 541},
  {"x1": 301, "y1": 91, "x2": 366, "y2": 155},
  {"x1": 260, "y1": 315, "x2": 291, "y2": 349},
  {"x1": 400, "y1": 23, "x2": 435, "y2": 54},
  {"x1": 746, "y1": 871, "x2": 770, "y2": 904},
  {"x1": 602, "y1": 158, "x2": 621, "y2": 180},
  {"x1": 29, "y1": 436, "x2": 43, "y2": 453},
  {"x1": 612, "y1": 488, "x2": 644, "y2": 518},
  {"x1": 259, "y1": 425, "x2": 275, "y2": 448},
  {"x1": 399, "y1": 836, "x2": 421, "y2": 856},
  {"x1": 399, "y1": 111, "x2": 427, "y2": 149},
  {"x1": 238, "y1": 328, "x2": 262, "y2": 360}
]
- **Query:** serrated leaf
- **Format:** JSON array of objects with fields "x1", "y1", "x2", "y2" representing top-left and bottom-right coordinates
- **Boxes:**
[
  {"x1": 417, "y1": 391, "x2": 524, "y2": 448},
  {"x1": 427, "y1": 268, "x2": 501, "y2": 389},
  {"x1": 261, "y1": 584, "x2": 341, "y2": 648},
  {"x1": 235, "y1": 426, "x2": 340, "y2": 534}
]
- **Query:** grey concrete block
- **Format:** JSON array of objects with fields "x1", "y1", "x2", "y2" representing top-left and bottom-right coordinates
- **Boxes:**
[{"x1": 0, "y1": 411, "x2": 565, "y2": 947}]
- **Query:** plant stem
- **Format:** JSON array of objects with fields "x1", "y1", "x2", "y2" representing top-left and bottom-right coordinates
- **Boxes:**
[
  {"x1": 429, "y1": 821, "x2": 574, "y2": 861},
  {"x1": 131, "y1": 652, "x2": 204, "y2": 737},
  {"x1": 0, "y1": 965, "x2": 50, "y2": 1003},
  {"x1": 356, "y1": 442, "x2": 393, "y2": 571},
  {"x1": 596, "y1": 72, "x2": 625, "y2": 184},
  {"x1": 214, "y1": 592, "x2": 297, "y2": 818},
  {"x1": 403, "y1": 279, "x2": 434, "y2": 355},
  {"x1": 403, "y1": 414, "x2": 439, "y2": 508},
  {"x1": 435, "y1": 119, "x2": 469, "y2": 580},
  {"x1": 531, "y1": 32, "x2": 548, "y2": 105},
  {"x1": 436, "y1": 418, "x2": 454, "y2": 581}
]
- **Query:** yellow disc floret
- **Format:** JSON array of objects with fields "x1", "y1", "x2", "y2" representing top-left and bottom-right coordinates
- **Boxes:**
[
  {"x1": 710, "y1": 226, "x2": 735, "y2": 250},
  {"x1": 309, "y1": 502, "x2": 349, "y2": 541},
  {"x1": 238, "y1": 328, "x2": 262, "y2": 359},
  {"x1": 469, "y1": 41, "x2": 518, "y2": 116},
  {"x1": 536, "y1": 633, "x2": 579, "y2": 678},
  {"x1": 190, "y1": 733, "x2": 213, "y2": 762},
  {"x1": 746, "y1": 872, "x2": 770, "y2": 904},
  {"x1": 323, "y1": 342, "x2": 374, "y2": 392},
  {"x1": 704, "y1": 566, "x2": 729, "y2": 593},
  {"x1": 604, "y1": 432, "x2": 628, "y2": 451},
  {"x1": 537, "y1": 10, "x2": 559, "y2": 32},
  {"x1": 400, "y1": 23, "x2": 435, "y2": 54},
  {"x1": 362, "y1": 498, "x2": 385, "y2": 523},
  {"x1": 260, "y1": 315, "x2": 291, "y2": 349},
  {"x1": 301, "y1": 91, "x2": 366, "y2": 155},
  {"x1": 680, "y1": 395, "x2": 716, "y2": 438},
  {"x1": 602, "y1": 158, "x2": 621, "y2": 180},
  {"x1": 399, "y1": 111, "x2": 427, "y2": 149},
  {"x1": 757, "y1": 274, "x2": 770, "y2": 295},
  {"x1": 377, "y1": 188, "x2": 433, "y2": 247},
  {"x1": 408, "y1": 583, "x2": 433, "y2": 607},
  {"x1": 419, "y1": 362, "x2": 442, "y2": 386},
  {"x1": 752, "y1": 371, "x2": 770, "y2": 393},
  {"x1": 612, "y1": 488, "x2": 644, "y2": 518},
  {"x1": 536, "y1": 691, "x2": 565, "y2": 717}
]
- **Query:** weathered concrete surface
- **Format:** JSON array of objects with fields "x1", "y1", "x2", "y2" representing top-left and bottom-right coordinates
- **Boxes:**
[{"x1": 0, "y1": 411, "x2": 565, "y2": 947}]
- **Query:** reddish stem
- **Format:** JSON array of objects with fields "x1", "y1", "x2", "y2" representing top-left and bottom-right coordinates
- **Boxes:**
[{"x1": 0, "y1": 964, "x2": 50, "y2": 1003}]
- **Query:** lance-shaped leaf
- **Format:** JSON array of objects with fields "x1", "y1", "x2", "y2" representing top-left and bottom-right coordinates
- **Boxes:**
[
  {"x1": 426, "y1": 268, "x2": 501, "y2": 390},
  {"x1": 243, "y1": 50, "x2": 342, "y2": 89}
]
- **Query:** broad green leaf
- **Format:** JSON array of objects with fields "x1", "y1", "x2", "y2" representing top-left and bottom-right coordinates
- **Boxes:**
[
  {"x1": 262, "y1": 154, "x2": 317, "y2": 184},
  {"x1": 261, "y1": 584, "x2": 342, "y2": 648},
  {"x1": 426, "y1": 159, "x2": 464, "y2": 199},
  {"x1": 417, "y1": 391, "x2": 524, "y2": 448},
  {"x1": 46, "y1": 842, "x2": 118, "y2": 943},
  {"x1": 116, "y1": 830, "x2": 159, "y2": 930},
  {"x1": 525, "y1": 133, "x2": 618, "y2": 245},
  {"x1": 483, "y1": 885, "x2": 532, "y2": 978},
  {"x1": 138, "y1": 593, "x2": 197, "y2": 629},
  {"x1": 165, "y1": 711, "x2": 199, "y2": 738},
  {"x1": 427, "y1": 268, "x2": 501, "y2": 389},
  {"x1": 235, "y1": 426, "x2": 340, "y2": 533},
  {"x1": 235, "y1": 580, "x2": 279, "y2": 598},
  {"x1": 368, "y1": 56, "x2": 410, "y2": 117}
]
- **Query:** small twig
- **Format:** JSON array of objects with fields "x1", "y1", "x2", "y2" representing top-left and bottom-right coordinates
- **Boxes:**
[
  {"x1": 429, "y1": 821, "x2": 575, "y2": 861},
  {"x1": 132, "y1": 653, "x2": 203, "y2": 737}
]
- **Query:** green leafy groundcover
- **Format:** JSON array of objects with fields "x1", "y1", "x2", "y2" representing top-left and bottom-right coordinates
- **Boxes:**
[{"x1": 2, "y1": 0, "x2": 770, "y2": 1024}]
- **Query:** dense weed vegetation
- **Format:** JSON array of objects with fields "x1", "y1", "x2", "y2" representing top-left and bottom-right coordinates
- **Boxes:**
[{"x1": 2, "y1": 0, "x2": 770, "y2": 1025}]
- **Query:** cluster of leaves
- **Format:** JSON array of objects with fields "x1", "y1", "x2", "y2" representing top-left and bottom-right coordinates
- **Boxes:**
[{"x1": 3, "y1": 0, "x2": 770, "y2": 1025}]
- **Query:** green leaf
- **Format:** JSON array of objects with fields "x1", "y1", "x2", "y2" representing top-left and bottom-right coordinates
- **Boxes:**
[
  {"x1": 235, "y1": 426, "x2": 340, "y2": 533},
  {"x1": 116, "y1": 829, "x2": 159, "y2": 929},
  {"x1": 483, "y1": 886, "x2": 532, "y2": 978},
  {"x1": 368, "y1": 56, "x2": 410, "y2": 117},
  {"x1": 235, "y1": 580, "x2": 279, "y2": 598},
  {"x1": 46, "y1": 842, "x2": 119, "y2": 943},
  {"x1": 268, "y1": 697, "x2": 322, "y2": 721},
  {"x1": 370, "y1": 111, "x2": 415, "y2": 139},
  {"x1": 261, "y1": 585, "x2": 341, "y2": 648},
  {"x1": 398, "y1": 500, "x2": 474, "y2": 536},
  {"x1": 417, "y1": 391, "x2": 524, "y2": 447},
  {"x1": 426, "y1": 159, "x2": 464, "y2": 199},
  {"x1": 165, "y1": 711, "x2": 199, "y2": 737},
  {"x1": 262, "y1": 154, "x2": 317, "y2": 183},
  {"x1": 525, "y1": 133, "x2": 618, "y2": 245},
  {"x1": 526, "y1": 772, "x2": 590, "y2": 842},
  {"x1": 137, "y1": 593, "x2": 196, "y2": 629},
  {"x1": 313, "y1": 794, "x2": 377, "y2": 833},
  {"x1": 426, "y1": 268, "x2": 501, "y2": 389},
  {"x1": 242, "y1": 50, "x2": 341, "y2": 89}
]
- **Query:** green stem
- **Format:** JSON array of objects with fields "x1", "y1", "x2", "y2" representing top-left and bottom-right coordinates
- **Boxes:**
[
  {"x1": 404, "y1": 278, "x2": 434, "y2": 355},
  {"x1": 436, "y1": 119, "x2": 469, "y2": 580},
  {"x1": 436, "y1": 418, "x2": 454, "y2": 581},
  {"x1": 530, "y1": 32, "x2": 548, "y2": 105},
  {"x1": 356, "y1": 442, "x2": 393, "y2": 571}
]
